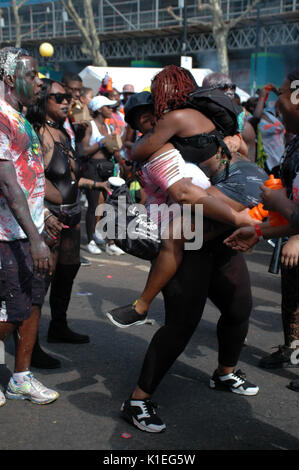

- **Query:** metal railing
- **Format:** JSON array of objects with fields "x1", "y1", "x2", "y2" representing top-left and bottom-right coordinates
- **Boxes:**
[{"x1": 0, "y1": 0, "x2": 298, "y2": 43}]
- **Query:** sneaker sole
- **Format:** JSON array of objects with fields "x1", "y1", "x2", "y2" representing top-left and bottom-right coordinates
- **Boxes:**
[
  {"x1": 121, "y1": 410, "x2": 166, "y2": 434},
  {"x1": 209, "y1": 380, "x2": 259, "y2": 396},
  {"x1": 106, "y1": 312, "x2": 147, "y2": 329},
  {"x1": 5, "y1": 391, "x2": 59, "y2": 404}
]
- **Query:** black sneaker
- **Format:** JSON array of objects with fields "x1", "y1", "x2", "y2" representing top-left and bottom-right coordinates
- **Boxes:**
[
  {"x1": 287, "y1": 379, "x2": 299, "y2": 392},
  {"x1": 106, "y1": 302, "x2": 148, "y2": 328},
  {"x1": 209, "y1": 369, "x2": 259, "y2": 396},
  {"x1": 259, "y1": 345, "x2": 298, "y2": 369},
  {"x1": 80, "y1": 256, "x2": 91, "y2": 267},
  {"x1": 120, "y1": 398, "x2": 166, "y2": 433}
]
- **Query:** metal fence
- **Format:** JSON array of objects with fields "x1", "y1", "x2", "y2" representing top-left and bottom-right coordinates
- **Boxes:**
[{"x1": 0, "y1": 0, "x2": 298, "y2": 43}]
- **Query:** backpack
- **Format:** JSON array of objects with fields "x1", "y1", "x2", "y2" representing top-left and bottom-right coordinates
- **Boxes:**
[{"x1": 187, "y1": 87, "x2": 242, "y2": 137}]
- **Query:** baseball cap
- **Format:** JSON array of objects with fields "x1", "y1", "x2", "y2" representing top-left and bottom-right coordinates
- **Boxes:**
[
  {"x1": 124, "y1": 91, "x2": 154, "y2": 129},
  {"x1": 122, "y1": 84, "x2": 135, "y2": 94},
  {"x1": 88, "y1": 95, "x2": 118, "y2": 112}
]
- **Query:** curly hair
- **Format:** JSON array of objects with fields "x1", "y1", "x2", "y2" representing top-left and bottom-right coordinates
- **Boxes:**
[
  {"x1": 0, "y1": 47, "x2": 31, "y2": 81},
  {"x1": 151, "y1": 65, "x2": 197, "y2": 119}
]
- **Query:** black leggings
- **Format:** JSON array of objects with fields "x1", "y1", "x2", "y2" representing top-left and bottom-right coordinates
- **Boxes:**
[
  {"x1": 85, "y1": 188, "x2": 101, "y2": 243},
  {"x1": 138, "y1": 238, "x2": 252, "y2": 395}
]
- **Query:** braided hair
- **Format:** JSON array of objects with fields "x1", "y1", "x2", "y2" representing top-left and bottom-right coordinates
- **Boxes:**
[
  {"x1": 0, "y1": 47, "x2": 31, "y2": 81},
  {"x1": 151, "y1": 65, "x2": 197, "y2": 119}
]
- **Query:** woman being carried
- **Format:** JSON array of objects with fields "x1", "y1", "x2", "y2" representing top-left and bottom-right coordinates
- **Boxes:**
[{"x1": 106, "y1": 76, "x2": 266, "y2": 328}]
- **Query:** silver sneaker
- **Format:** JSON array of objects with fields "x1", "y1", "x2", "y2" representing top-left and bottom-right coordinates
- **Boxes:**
[
  {"x1": 6, "y1": 372, "x2": 59, "y2": 404},
  {"x1": 0, "y1": 389, "x2": 5, "y2": 407}
]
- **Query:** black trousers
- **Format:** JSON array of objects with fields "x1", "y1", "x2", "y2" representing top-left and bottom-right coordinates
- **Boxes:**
[{"x1": 138, "y1": 236, "x2": 252, "y2": 395}]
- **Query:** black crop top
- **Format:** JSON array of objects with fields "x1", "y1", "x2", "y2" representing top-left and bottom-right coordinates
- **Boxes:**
[
  {"x1": 45, "y1": 140, "x2": 81, "y2": 205},
  {"x1": 170, "y1": 129, "x2": 229, "y2": 165}
]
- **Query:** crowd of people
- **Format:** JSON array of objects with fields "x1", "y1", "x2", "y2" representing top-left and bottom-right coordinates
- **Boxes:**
[{"x1": 0, "y1": 45, "x2": 298, "y2": 437}]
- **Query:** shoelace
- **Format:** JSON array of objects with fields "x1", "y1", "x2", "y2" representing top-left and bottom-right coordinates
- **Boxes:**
[
  {"x1": 140, "y1": 400, "x2": 157, "y2": 418},
  {"x1": 25, "y1": 373, "x2": 48, "y2": 393},
  {"x1": 231, "y1": 369, "x2": 246, "y2": 383}
]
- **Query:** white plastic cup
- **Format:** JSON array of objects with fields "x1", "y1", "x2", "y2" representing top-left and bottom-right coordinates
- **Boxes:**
[{"x1": 108, "y1": 176, "x2": 125, "y2": 191}]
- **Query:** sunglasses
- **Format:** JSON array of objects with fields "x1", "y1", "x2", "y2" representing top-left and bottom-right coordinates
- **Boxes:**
[
  {"x1": 48, "y1": 93, "x2": 72, "y2": 104},
  {"x1": 218, "y1": 83, "x2": 236, "y2": 91}
]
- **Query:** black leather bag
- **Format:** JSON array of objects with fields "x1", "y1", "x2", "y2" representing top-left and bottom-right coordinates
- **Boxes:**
[
  {"x1": 96, "y1": 159, "x2": 114, "y2": 180},
  {"x1": 101, "y1": 184, "x2": 161, "y2": 260}
]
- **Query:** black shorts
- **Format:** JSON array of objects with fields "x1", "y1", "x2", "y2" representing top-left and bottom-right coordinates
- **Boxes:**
[
  {"x1": 211, "y1": 160, "x2": 268, "y2": 208},
  {"x1": 0, "y1": 240, "x2": 45, "y2": 324}
]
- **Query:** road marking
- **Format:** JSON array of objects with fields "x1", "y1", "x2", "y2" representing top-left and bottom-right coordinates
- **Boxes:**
[{"x1": 135, "y1": 265, "x2": 150, "y2": 272}]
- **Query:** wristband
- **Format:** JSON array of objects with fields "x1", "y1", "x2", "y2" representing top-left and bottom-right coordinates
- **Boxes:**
[
  {"x1": 44, "y1": 213, "x2": 54, "y2": 222},
  {"x1": 236, "y1": 134, "x2": 242, "y2": 141},
  {"x1": 254, "y1": 224, "x2": 263, "y2": 240},
  {"x1": 92, "y1": 181, "x2": 97, "y2": 189},
  {"x1": 96, "y1": 137, "x2": 105, "y2": 148}
]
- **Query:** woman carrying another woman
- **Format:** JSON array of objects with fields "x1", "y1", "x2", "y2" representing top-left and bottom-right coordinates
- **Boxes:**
[{"x1": 107, "y1": 67, "x2": 267, "y2": 328}]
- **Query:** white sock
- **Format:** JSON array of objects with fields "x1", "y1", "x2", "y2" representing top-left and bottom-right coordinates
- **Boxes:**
[{"x1": 13, "y1": 371, "x2": 30, "y2": 384}]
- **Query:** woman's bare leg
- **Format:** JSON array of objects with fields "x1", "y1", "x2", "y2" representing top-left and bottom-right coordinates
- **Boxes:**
[{"x1": 135, "y1": 218, "x2": 185, "y2": 315}]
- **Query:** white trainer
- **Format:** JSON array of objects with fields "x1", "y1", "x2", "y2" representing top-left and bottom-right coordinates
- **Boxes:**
[
  {"x1": 87, "y1": 240, "x2": 102, "y2": 255},
  {"x1": 0, "y1": 389, "x2": 6, "y2": 407},
  {"x1": 106, "y1": 244, "x2": 125, "y2": 256},
  {"x1": 6, "y1": 372, "x2": 59, "y2": 404}
]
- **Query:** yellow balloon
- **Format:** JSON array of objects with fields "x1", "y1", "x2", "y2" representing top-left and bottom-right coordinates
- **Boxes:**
[{"x1": 39, "y1": 43, "x2": 54, "y2": 58}]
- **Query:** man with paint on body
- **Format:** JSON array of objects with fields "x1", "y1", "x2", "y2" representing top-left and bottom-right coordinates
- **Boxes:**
[{"x1": 0, "y1": 47, "x2": 59, "y2": 407}]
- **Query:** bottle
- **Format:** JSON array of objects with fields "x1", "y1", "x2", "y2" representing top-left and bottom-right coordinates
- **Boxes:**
[
  {"x1": 263, "y1": 174, "x2": 289, "y2": 227},
  {"x1": 248, "y1": 203, "x2": 269, "y2": 221}
]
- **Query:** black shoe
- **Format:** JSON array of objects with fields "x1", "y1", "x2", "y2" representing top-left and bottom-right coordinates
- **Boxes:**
[
  {"x1": 120, "y1": 398, "x2": 166, "y2": 433},
  {"x1": 209, "y1": 369, "x2": 259, "y2": 396},
  {"x1": 31, "y1": 343, "x2": 61, "y2": 369},
  {"x1": 259, "y1": 345, "x2": 298, "y2": 369},
  {"x1": 80, "y1": 256, "x2": 91, "y2": 266},
  {"x1": 106, "y1": 302, "x2": 148, "y2": 328},
  {"x1": 287, "y1": 379, "x2": 299, "y2": 392},
  {"x1": 47, "y1": 323, "x2": 90, "y2": 344}
]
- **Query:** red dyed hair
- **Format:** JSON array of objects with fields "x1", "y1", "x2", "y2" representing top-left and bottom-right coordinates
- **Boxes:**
[{"x1": 151, "y1": 65, "x2": 197, "y2": 119}]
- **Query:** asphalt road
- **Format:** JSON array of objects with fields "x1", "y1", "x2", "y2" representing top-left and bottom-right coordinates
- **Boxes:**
[{"x1": 1, "y1": 237, "x2": 299, "y2": 452}]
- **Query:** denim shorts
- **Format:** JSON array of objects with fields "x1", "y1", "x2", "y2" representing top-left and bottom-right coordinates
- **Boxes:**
[{"x1": 0, "y1": 240, "x2": 45, "y2": 324}]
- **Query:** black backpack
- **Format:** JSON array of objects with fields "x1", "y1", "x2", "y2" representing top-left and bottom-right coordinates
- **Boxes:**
[{"x1": 187, "y1": 87, "x2": 242, "y2": 137}]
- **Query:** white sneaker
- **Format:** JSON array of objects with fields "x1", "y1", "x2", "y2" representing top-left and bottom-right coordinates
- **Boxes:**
[
  {"x1": 87, "y1": 240, "x2": 102, "y2": 255},
  {"x1": 106, "y1": 244, "x2": 125, "y2": 256},
  {"x1": 6, "y1": 372, "x2": 59, "y2": 404},
  {"x1": 93, "y1": 232, "x2": 106, "y2": 246},
  {"x1": 0, "y1": 389, "x2": 6, "y2": 407}
]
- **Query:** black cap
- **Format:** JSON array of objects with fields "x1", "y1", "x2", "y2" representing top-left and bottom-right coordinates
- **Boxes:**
[{"x1": 124, "y1": 91, "x2": 154, "y2": 129}]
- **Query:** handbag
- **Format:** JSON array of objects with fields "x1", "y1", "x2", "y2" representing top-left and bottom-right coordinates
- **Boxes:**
[
  {"x1": 98, "y1": 184, "x2": 161, "y2": 260},
  {"x1": 96, "y1": 159, "x2": 115, "y2": 180}
]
